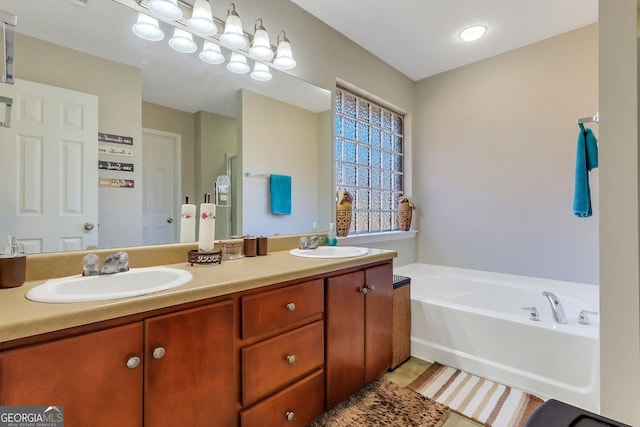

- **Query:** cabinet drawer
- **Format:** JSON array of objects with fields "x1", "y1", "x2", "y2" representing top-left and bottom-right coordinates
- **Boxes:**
[
  {"x1": 242, "y1": 279, "x2": 323, "y2": 339},
  {"x1": 241, "y1": 369, "x2": 325, "y2": 427},
  {"x1": 242, "y1": 321, "x2": 324, "y2": 406}
]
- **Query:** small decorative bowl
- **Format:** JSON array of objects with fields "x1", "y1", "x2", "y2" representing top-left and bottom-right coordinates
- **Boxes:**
[{"x1": 188, "y1": 249, "x2": 222, "y2": 266}]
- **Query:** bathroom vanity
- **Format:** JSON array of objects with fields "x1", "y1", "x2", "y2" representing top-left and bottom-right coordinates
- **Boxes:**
[{"x1": 0, "y1": 247, "x2": 395, "y2": 426}]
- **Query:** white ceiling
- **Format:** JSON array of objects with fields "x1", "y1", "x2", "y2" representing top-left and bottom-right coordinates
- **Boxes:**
[{"x1": 291, "y1": 0, "x2": 598, "y2": 81}]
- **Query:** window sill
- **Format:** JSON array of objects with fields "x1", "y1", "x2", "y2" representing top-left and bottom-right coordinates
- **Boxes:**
[{"x1": 338, "y1": 230, "x2": 418, "y2": 246}]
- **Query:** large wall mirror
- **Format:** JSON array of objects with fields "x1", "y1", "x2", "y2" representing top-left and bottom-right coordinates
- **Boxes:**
[{"x1": 0, "y1": 0, "x2": 331, "y2": 254}]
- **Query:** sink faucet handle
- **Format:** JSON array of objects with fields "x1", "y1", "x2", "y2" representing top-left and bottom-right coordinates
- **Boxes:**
[
  {"x1": 82, "y1": 253, "x2": 100, "y2": 276},
  {"x1": 578, "y1": 309, "x2": 599, "y2": 325},
  {"x1": 522, "y1": 306, "x2": 540, "y2": 321},
  {"x1": 117, "y1": 251, "x2": 130, "y2": 272}
]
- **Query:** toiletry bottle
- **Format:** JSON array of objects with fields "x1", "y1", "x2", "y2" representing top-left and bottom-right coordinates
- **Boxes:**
[{"x1": 326, "y1": 223, "x2": 337, "y2": 246}]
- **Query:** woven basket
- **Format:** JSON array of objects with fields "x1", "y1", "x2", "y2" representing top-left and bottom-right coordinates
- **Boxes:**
[
  {"x1": 398, "y1": 200, "x2": 413, "y2": 231},
  {"x1": 336, "y1": 201, "x2": 352, "y2": 237}
]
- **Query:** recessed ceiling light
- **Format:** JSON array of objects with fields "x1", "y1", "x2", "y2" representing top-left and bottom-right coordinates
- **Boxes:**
[{"x1": 459, "y1": 25, "x2": 487, "y2": 42}]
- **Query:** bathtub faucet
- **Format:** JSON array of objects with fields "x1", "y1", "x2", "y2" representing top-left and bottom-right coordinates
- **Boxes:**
[{"x1": 542, "y1": 291, "x2": 567, "y2": 324}]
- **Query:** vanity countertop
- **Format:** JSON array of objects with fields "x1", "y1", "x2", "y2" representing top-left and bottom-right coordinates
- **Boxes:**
[{"x1": 0, "y1": 248, "x2": 396, "y2": 343}]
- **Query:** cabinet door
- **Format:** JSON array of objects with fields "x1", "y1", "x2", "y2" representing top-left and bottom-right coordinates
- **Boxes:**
[
  {"x1": 145, "y1": 300, "x2": 236, "y2": 427},
  {"x1": 325, "y1": 270, "x2": 365, "y2": 409},
  {"x1": 364, "y1": 264, "x2": 393, "y2": 383},
  {"x1": 0, "y1": 323, "x2": 143, "y2": 427}
]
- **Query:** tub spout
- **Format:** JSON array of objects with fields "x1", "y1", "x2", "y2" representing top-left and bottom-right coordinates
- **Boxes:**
[{"x1": 543, "y1": 291, "x2": 567, "y2": 324}]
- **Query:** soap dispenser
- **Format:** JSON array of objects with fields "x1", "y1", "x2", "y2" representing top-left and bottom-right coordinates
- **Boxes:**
[
  {"x1": 0, "y1": 234, "x2": 26, "y2": 288},
  {"x1": 326, "y1": 223, "x2": 337, "y2": 246}
]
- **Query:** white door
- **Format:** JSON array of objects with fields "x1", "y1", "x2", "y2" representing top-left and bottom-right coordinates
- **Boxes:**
[
  {"x1": 0, "y1": 79, "x2": 98, "y2": 253},
  {"x1": 142, "y1": 129, "x2": 180, "y2": 245}
]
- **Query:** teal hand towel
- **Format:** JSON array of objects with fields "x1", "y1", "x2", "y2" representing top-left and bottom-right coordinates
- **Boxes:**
[
  {"x1": 573, "y1": 123, "x2": 599, "y2": 217},
  {"x1": 270, "y1": 174, "x2": 292, "y2": 215}
]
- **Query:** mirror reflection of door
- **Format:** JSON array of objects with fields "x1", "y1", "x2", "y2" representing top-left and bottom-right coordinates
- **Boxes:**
[
  {"x1": 0, "y1": 79, "x2": 98, "y2": 253},
  {"x1": 141, "y1": 128, "x2": 181, "y2": 245}
]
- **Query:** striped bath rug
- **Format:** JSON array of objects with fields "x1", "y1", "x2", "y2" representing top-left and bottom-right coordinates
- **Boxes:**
[{"x1": 408, "y1": 363, "x2": 544, "y2": 427}]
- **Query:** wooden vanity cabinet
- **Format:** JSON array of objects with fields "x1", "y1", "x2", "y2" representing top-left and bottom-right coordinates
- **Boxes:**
[
  {"x1": 0, "y1": 300, "x2": 236, "y2": 427},
  {"x1": 239, "y1": 279, "x2": 325, "y2": 426},
  {"x1": 144, "y1": 300, "x2": 236, "y2": 427},
  {"x1": 325, "y1": 263, "x2": 393, "y2": 409},
  {"x1": 0, "y1": 322, "x2": 144, "y2": 427}
]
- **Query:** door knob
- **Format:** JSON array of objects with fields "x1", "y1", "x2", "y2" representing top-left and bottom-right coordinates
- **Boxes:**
[
  {"x1": 167, "y1": 217, "x2": 174, "y2": 224},
  {"x1": 84, "y1": 222, "x2": 95, "y2": 231}
]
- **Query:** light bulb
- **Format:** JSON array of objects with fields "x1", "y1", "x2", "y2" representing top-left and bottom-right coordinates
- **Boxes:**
[
  {"x1": 169, "y1": 28, "x2": 197, "y2": 53},
  {"x1": 188, "y1": 0, "x2": 218, "y2": 36},
  {"x1": 250, "y1": 62, "x2": 272, "y2": 81},
  {"x1": 273, "y1": 32, "x2": 296, "y2": 70},
  {"x1": 249, "y1": 19, "x2": 273, "y2": 60},
  {"x1": 148, "y1": 0, "x2": 182, "y2": 21},
  {"x1": 132, "y1": 13, "x2": 164, "y2": 41},
  {"x1": 199, "y1": 41, "x2": 225, "y2": 64},
  {"x1": 226, "y1": 52, "x2": 250, "y2": 74},
  {"x1": 220, "y1": 3, "x2": 247, "y2": 49}
]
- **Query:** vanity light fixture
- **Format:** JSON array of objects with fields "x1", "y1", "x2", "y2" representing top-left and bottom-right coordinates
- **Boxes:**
[
  {"x1": 187, "y1": 0, "x2": 217, "y2": 36},
  {"x1": 249, "y1": 19, "x2": 274, "y2": 60},
  {"x1": 148, "y1": 0, "x2": 182, "y2": 21},
  {"x1": 458, "y1": 25, "x2": 487, "y2": 42},
  {"x1": 250, "y1": 62, "x2": 272, "y2": 81},
  {"x1": 199, "y1": 40, "x2": 225, "y2": 64},
  {"x1": 220, "y1": 3, "x2": 247, "y2": 49},
  {"x1": 272, "y1": 31, "x2": 296, "y2": 70},
  {"x1": 123, "y1": 0, "x2": 299, "y2": 81},
  {"x1": 132, "y1": 12, "x2": 165, "y2": 41},
  {"x1": 169, "y1": 28, "x2": 197, "y2": 53},
  {"x1": 226, "y1": 51, "x2": 250, "y2": 74}
]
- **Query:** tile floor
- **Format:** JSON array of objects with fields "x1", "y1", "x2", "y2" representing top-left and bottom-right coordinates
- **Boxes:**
[{"x1": 383, "y1": 357, "x2": 483, "y2": 427}]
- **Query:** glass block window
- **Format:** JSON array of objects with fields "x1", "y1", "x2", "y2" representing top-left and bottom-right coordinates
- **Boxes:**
[{"x1": 335, "y1": 87, "x2": 404, "y2": 233}]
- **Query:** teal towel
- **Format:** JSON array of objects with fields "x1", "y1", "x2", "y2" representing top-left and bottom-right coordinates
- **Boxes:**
[
  {"x1": 573, "y1": 123, "x2": 598, "y2": 217},
  {"x1": 270, "y1": 174, "x2": 292, "y2": 215}
]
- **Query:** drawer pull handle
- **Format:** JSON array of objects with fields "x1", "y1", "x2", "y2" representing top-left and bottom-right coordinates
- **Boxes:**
[
  {"x1": 286, "y1": 355, "x2": 296, "y2": 364},
  {"x1": 152, "y1": 347, "x2": 166, "y2": 360},
  {"x1": 285, "y1": 411, "x2": 295, "y2": 422},
  {"x1": 286, "y1": 302, "x2": 296, "y2": 311},
  {"x1": 126, "y1": 356, "x2": 141, "y2": 369}
]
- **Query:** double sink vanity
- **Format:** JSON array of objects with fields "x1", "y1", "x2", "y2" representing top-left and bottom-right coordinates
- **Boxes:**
[{"x1": 0, "y1": 240, "x2": 396, "y2": 426}]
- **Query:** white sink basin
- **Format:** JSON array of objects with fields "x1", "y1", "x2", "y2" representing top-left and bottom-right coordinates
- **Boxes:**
[
  {"x1": 289, "y1": 246, "x2": 368, "y2": 259},
  {"x1": 26, "y1": 267, "x2": 193, "y2": 303}
]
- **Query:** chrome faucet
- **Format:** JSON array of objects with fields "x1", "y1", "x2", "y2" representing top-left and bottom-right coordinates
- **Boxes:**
[
  {"x1": 299, "y1": 236, "x2": 323, "y2": 250},
  {"x1": 542, "y1": 291, "x2": 567, "y2": 324},
  {"x1": 83, "y1": 251, "x2": 129, "y2": 276}
]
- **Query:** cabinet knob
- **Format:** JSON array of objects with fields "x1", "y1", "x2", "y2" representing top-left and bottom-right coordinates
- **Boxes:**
[
  {"x1": 286, "y1": 354, "x2": 296, "y2": 364},
  {"x1": 368, "y1": 284, "x2": 375, "y2": 292},
  {"x1": 126, "y1": 356, "x2": 141, "y2": 369},
  {"x1": 286, "y1": 302, "x2": 296, "y2": 311},
  {"x1": 285, "y1": 411, "x2": 295, "y2": 422},
  {"x1": 358, "y1": 287, "x2": 368, "y2": 295},
  {"x1": 152, "y1": 347, "x2": 166, "y2": 359}
]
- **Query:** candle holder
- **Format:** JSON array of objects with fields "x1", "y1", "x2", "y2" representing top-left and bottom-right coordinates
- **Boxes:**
[{"x1": 188, "y1": 249, "x2": 222, "y2": 266}]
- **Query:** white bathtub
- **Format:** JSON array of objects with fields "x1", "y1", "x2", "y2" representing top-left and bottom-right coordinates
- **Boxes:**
[{"x1": 394, "y1": 263, "x2": 600, "y2": 412}]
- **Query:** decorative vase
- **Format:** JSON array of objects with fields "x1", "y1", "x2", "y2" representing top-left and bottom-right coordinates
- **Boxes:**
[
  {"x1": 398, "y1": 200, "x2": 413, "y2": 231},
  {"x1": 336, "y1": 200, "x2": 352, "y2": 237}
]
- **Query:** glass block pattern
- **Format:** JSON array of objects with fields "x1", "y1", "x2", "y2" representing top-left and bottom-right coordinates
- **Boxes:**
[{"x1": 335, "y1": 87, "x2": 404, "y2": 233}]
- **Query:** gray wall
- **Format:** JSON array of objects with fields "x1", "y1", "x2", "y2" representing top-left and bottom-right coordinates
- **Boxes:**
[{"x1": 413, "y1": 25, "x2": 599, "y2": 284}]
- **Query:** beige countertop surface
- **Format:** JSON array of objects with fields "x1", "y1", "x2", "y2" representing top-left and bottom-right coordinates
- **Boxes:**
[{"x1": 0, "y1": 248, "x2": 396, "y2": 343}]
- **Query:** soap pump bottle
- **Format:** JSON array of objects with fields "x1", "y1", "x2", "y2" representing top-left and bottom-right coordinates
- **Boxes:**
[{"x1": 326, "y1": 223, "x2": 337, "y2": 246}]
